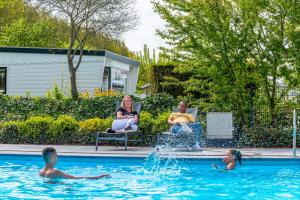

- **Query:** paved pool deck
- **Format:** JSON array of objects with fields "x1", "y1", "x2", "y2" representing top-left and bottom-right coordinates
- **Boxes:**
[{"x1": 0, "y1": 144, "x2": 299, "y2": 158}]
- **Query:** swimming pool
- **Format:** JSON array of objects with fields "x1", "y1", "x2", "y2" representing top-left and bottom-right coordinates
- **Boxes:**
[{"x1": 0, "y1": 154, "x2": 300, "y2": 199}]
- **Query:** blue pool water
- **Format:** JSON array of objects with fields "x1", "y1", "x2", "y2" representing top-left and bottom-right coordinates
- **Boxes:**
[{"x1": 0, "y1": 154, "x2": 300, "y2": 199}]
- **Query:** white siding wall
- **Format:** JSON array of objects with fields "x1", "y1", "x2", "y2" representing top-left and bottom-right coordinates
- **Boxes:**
[
  {"x1": 105, "y1": 57, "x2": 138, "y2": 94},
  {"x1": 105, "y1": 57, "x2": 130, "y2": 71},
  {"x1": 0, "y1": 52, "x2": 105, "y2": 96}
]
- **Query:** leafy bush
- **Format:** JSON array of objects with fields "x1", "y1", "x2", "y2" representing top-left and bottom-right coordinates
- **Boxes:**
[
  {"x1": 152, "y1": 111, "x2": 172, "y2": 134},
  {"x1": 0, "y1": 121, "x2": 25, "y2": 143},
  {"x1": 139, "y1": 111, "x2": 171, "y2": 145},
  {"x1": 139, "y1": 111, "x2": 154, "y2": 145},
  {"x1": 21, "y1": 116, "x2": 54, "y2": 144},
  {"x1": 239, "y1": 126, "x2": 294, "y2": 147},
  {"x1": 142, "y1": 93, "x2": 176, "y2": 116},
  {"x1": 0, "y1": 93, "x2": 175, "y2": 123},
  {"x1": 52, "y1": 115, "x2": 79, "y2": 144},
  {"x1": 1, "y1": 115, "x2": 295, "y2": 147},
  {"x1": 79, "y1": 117, "x2": 113, "y2": 144}
]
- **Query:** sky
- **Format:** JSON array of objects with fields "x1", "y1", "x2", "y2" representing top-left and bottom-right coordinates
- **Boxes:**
[{"x1": 122, "y1": 0, "x2": 167, "y2": 53}]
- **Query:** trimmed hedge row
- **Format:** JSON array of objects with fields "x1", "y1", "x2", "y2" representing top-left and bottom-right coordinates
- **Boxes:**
[
  {"x1": 0, "y1": 93, "x2": 177, "y2": 122},
  {"x1": 238, "y1": 126, "x2": 294, "y2": 147},
  {"x1": 0, "y1": 112, "x2": 171, "y2": 145}
]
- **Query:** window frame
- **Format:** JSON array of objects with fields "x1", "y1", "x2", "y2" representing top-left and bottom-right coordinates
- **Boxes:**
[
  {"x1": 102, "y1": 67, "x2": 111, "y2": 91},
  {"x1": 0, "y1": 67, "x2": 7, "y2": 94}
]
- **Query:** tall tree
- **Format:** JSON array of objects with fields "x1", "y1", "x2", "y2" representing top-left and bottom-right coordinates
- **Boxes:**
[
  {"x1": 153, "y1": 0, "x2": 300, "y2": 126},
  {"x1": 0, "y1": 18, "x2": 62, "y2": 47},
  {"x1": 32, "y1": 0, "x2": 138, "y2": 99}
]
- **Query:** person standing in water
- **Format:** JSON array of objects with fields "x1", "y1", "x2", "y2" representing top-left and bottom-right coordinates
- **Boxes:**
[
  {"x1": 213, "y1": 149, "x2": 242, "y2": 170},
  {"x1": 39, "y1": 147, "x2": 110, "y2": 179}
]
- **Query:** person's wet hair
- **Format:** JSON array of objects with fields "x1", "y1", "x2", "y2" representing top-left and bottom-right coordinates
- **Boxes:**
[
  {"x1": 230, "y1": 149, "x2": 242, "y2": 165},
  {"x1": 42, "y1": 147, "x2": 56, "y2": 163}
]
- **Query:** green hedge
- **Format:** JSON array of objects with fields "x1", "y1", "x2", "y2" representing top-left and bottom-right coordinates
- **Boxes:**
[
  {"x1": 0, "y1": 93, "x2": 176, "y2": 122},
  {"x1": 1, "y1": 93, "x2": 296, "y2": 147},
  {"x1": 238, "y1": 126, "x2": 294, "y2": 147},
  {"x1": 0, "y1": 112, "x2": 172, "y2": 145}
]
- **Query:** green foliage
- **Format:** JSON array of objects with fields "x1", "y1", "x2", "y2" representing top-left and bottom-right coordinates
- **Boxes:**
[
  {"x1": 0, "y1": 112, "x2": 172, "y2": 145},
  {"x1": 0, "y1": 0, "x2": 132, "y2": 56},
  {"x1": 0, "y1": 121, "x2": 25, "y2": 144},
  {"x1": 78, "y1": 117, "x2": 114, "y2": 144},
  {"x1": 135, "y1": 44, "x2": 176, "y2": 94},
  {"x1": 0, "y1": 93, "x2": 175, "y2": 144},
  {"x1": 239, "y1": 126, "x2": 294, "y2": 147},
  {"x1": 52, "y1": 115, "x2": 79, "y2": 144},
  {"x1": 139, "y1": 111, "x2": 171, "y2": 145},
  {"x1": 141, "y1": 93, "x2": 177, "y2": 116},
  {"x1": 0, "y1": 93, "x2": 175, "y2": 122},
  {"x1": 151, "y1": 111, "x2": 171, "y2": 134},
  {"x1": 22, "y1": 116, "x2": 54, "y2": 144},
  {"x1": 46, "y1": 84, "x2": 66, "y2": 100},
  {"x1": 139, "y1": 111, "x2": 154, "y2": 144},
  {"x1": 0, "y1": 115, "x2": 113, "y2": 144},
  {"x1": 0, "y1": 17, "x2": 62, "y2": 47},
  {"x1": 135, "y1": 45, "x2": 158, "y2": 94},
  {"x1": 153, "y1": 0, "x2": 300, "y2": 127}
]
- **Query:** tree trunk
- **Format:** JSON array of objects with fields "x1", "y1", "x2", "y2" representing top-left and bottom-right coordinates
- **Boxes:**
[
  {"x1": 67, "y1": 48, "x2": 79, "y2": 99},
  {"x1": 69, "y1": 67, "x2": 78, "y2": 99}
]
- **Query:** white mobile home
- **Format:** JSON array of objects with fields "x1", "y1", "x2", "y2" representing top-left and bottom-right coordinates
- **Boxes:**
[{"x1": 0, "y1": 47, "x2": 139, "y2": 96}]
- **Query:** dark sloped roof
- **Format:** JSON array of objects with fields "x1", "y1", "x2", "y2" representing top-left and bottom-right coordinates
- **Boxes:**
[{"x1": 0, "y1": 46, "x2": 139, "y2": 66}]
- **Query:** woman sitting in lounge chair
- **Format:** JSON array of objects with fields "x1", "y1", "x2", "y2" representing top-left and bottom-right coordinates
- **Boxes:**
[{"x1": 109, "y1": 95, "x2": 139, "y2": 132}]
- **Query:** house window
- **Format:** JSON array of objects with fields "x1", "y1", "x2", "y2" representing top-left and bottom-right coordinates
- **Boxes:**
[
  {"x1": 111, "y1": 69, "x2": 128, "y2": 93},
  {"x1": 0, "y1": 67, "x2": 6, "y2": 94},
  {"x1": 101, "y1": 67, "x2": 111, "y2": 91}
]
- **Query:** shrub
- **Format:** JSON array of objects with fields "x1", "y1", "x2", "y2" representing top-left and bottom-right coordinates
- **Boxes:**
[
  {"x1": 52, "y1": 115, "x2": 79, "y2": 144},
  {"x1": 21, "y1": 116, "x2": 54, "y2": 144},
  {"x1": 239, "y1": 126, "x2": 293, "y2": 147},
  {"x1": 79, "y1": 117, "x2": 114, "y2": 144},
  {"x1": 0, "y1": 121, "x2": 25, "y2": 143},
  {"x1": 140, "y1": 93, "x2": 176, "y2": 116},
  {"x1": 0, "y1": 93, "x2": 176, "y2": 123},
  {"x1": 152, "y1": 111, "x2": 171, "y2": 134},
  {"x1": 139, "y1": 111, "x2": 171, "y2": 145},
  {"x1": 139, "y1": 111, "x2": 154, "y2": 145}
]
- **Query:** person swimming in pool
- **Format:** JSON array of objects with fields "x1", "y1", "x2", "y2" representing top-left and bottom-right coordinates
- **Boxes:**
[
  {"x1": 39, "y1": 147, "x2": 110, "y2": 179},
  {"x1": 213, "y1": 149, "x2": 242, "y2": 170}
]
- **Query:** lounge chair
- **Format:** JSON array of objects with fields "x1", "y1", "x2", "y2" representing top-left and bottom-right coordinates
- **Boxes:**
[
  {"x1": 95, "y1": 101, "x2": 143, "y2": 151},
  {"x1": 157, "y1": 106, "x2": 201, "y2": 149}
]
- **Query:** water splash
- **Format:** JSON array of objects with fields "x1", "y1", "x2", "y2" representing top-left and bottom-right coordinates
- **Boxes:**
[
  {"x1": 143, "y1": 130, "x2": 200, "y2": 175},
  {"x1": 143, "y1": 146, "x2": 181, "y2": 176}
]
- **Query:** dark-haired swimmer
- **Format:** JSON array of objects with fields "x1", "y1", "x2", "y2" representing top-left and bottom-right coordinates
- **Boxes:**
[
  {"x1": 39, "y1": 147, "x2": 110, "y2": 179},
  {"x1": 212, "y1": 149, "x2": 242, "y2": 170}
]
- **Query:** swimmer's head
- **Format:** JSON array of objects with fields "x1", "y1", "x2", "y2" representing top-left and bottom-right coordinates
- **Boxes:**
[
  {"x1": 229, "y1": 149, "x2": 242, "y2": 165},
  {"x1": 42, "y1": 147, "x2": 58, "y2": 165}
]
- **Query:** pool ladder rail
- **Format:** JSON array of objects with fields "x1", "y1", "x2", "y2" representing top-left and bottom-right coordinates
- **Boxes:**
[{"x1": 292, "y1": 110, "x2": 299, "y2": 157}]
